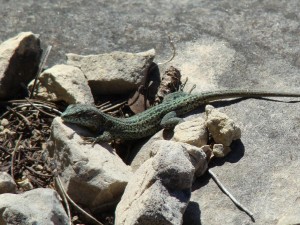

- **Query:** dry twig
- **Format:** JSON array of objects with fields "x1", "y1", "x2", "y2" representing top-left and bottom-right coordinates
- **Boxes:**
[
  {"x1": 208, "y1": 169, "x2": 255, "y2": 221},
  {"x1": 30, "y1": 45, "x2": 52, "y2": 99},
  {"x1": 55, "y1": 176, "x2": 104, "y2": 225}
]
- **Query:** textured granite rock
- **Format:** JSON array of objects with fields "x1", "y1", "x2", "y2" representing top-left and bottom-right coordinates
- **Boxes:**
[
  {"x1": 115, "y1": 140, "x2": 205, "y2": 225},
  {"x1": 0, "y1": 188, "x2": 69, "y2": 225},
  {"x1": 48, "y1": 117, "x2": 133, "y2": 213}
]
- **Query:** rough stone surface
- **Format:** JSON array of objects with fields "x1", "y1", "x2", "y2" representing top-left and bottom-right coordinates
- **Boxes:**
[
  {"x1": 130, "y1": 127, "x2": 212, "y2": 177},
  {"x1": 205, "y1": 105, "x2": 241, "y2": 147},
  {"x1": 2, "y1": 1, "x2": 300, "y2": 224},
  {"x1": 276, "y1": 207, "x2": 300, "y2": 225},
  {"x1": 173, "y1": 117, "x2": 208, "y2": 147},
  {"x1": 116, "y1": 140, "x2": 204, "y2": 225},
  {"x1": 0, "y1": 172, "x2": 16, "y2": 194},
  {"x1": 48, "y1": 117, "x2": 132, "y2": 213},
  {"x1": 28, "y1": 64, "x2": 94, "y2": 104},
  {"x1": 212, "y1": 144, "x2": 232, "y2": 158},
  {"x1": 129, "y1": 130, "x2": 164, "y2": 172},
  {"x1": 0, "y1": 32, "x2": 42, "y2": 100},
  {"x1": 66, "y1": 49, "x2": 155, "y2": 95},
  {"x1": 0, "y1": 188, "x2": 69, "y2": 225}
]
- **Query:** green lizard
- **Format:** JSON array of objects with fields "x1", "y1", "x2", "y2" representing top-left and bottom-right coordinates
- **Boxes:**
[{"x1": 61, "y1": 89, "x2": 300, "y2": 144}]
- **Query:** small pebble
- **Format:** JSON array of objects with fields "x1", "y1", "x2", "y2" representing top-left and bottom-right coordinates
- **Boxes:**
[{"x1": 1, "y1": 118, "x2": 9, "y2": 127}]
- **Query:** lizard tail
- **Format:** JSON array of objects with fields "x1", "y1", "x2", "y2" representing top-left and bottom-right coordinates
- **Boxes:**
[{"x1": 201, "y1": 89, "x2": 300, "y2": 102}]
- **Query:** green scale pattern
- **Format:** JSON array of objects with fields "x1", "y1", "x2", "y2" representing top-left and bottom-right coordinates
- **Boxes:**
[{"x1": 61, "y1": 89, "x2": 300, "y2": 143}]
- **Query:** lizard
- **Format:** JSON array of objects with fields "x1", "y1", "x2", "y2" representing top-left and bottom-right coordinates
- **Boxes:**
[{"x1": 61, "y1": 89, "x2": 300, "y2": 144}]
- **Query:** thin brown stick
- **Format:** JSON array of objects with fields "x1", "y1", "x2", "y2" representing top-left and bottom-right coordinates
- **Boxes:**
[
  {"x1": 55, "y1": 176, "x2": 72, "y2": 225},
  {"x1": 0, "y1": 103, "x2": 61, "y2": 119},
  {"x1": 1, "y1": 98, "x2": 57, "y2": 107},
  {"x1": 208, "y1": 169, "x2": 255, "y2": 221},
  {"x1": 25, "y1": 98, "x2": 57, "y2": 118},
  {"x1": 102, "y1": 101, "x2": 127, "y2": 113},
  {"x1": 55, "y1": 176, "x2": 104, "y2": 225},
  {"x1": 157, "y1": 34, "x2": 176, "y2": 65},
  {"x1": 0, "y1": 146, "x2": 12, "y2": 155},
  {"x1": 24, "y1": 166, "x2": 53, "y2": 178},
  {"x1": 30, "y1": 45, "x2": 52, "y2": 99},
  {"x1": 7, "y1": 107, "x2": 31, "y2": 126},
  {"x1": 10, "y1": 134, "x2": 23, "y2": 180}
]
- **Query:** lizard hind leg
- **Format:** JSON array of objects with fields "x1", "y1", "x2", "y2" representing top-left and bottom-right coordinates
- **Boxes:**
[{"x1": 160, "y1": 111, "x2": 184, "y2": 129}]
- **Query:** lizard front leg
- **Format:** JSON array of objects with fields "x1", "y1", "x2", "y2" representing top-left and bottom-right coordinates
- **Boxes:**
[
  {"x1": 83, "y1": 131, "x2": 113, "y2": 146},
  {"x1": 160, "y1": 111, "x2": 184, "y2": 129}
]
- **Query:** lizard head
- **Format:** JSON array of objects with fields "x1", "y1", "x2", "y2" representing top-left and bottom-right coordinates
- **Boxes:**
[{"x1": 61, "y1": 104, "x2": 106, "y2": 132}]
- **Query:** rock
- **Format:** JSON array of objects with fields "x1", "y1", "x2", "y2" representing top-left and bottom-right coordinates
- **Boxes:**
[
  {"x1": 0, "y1": 32, "x2": 42, "y2": 100},
  {"x1": 0, "y1": 172, "x2": 16, "y2": 194},
  {"x1": 66, "y1": 49, "x2": 155, "y2": 95},
  {"x1": 48, "y1": 117, "x2": 132, "y2": 213},
  {"x1": 130, "y1": 123, "x2": 210, "y2": 173},
  {"x1": 0, "y1": 188, "x2": 69, "y2": 225},
  {"x1": 0, "y1": 119, "x2": 9, "y2": 127},
  {"x1": 28, "y1": 64, "x2": 94, "y2": 104},
  {"x1": 276, "y1": 207, "x2": 300, "y2": 225},
  {"x1": 173, "y1": 117, "x2": 208, "y2": 147},
  {"x1": 0, "y1": 128, "x2": 16, "y2": 140},
  {"x1": 115, "y1": 140, "x2": 208, "y2": 225},
  {"x1": 212, "y1": 144, "x2": 232, "y2": 158},
  {"x1": 191, "y1": 145, "x2": 211, "y2": 177},
  {"x1": 205, "y1": 105, "x2": 241, "y2": 146},
  {"x1": 16, "y1": 178, "x2": 33, "y2": 191},
  {"x1": 129, "y1": 130, "x2": 164, "y2": 172}
]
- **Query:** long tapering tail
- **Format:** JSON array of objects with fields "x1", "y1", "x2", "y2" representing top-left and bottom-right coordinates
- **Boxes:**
[{"x1": 200, "y1": 89, "x2": 300, "y2": 102}]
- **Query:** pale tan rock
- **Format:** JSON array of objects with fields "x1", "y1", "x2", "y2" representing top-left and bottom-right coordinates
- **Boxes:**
[
  {"x1": 0, "y1": 32, "x2": 42, "y2": 100},
  {"x1": 205, "y1": 105, "x2": 241, "y2": 146},
  {"x1": 212, "y1": 144, "x2": 232, "y2": 158},
  {"x1": 28, "y1": 64, "x2": 94, "y2": 104},
  {"x1": 185, "y1": 144, "x2": 210, "y2": 177},
  {"x1": 116, "y1": 140, "x2": 206, "y2": 225},
  {"x1": 66, "y1": 49, "x2": 155, "y2": 95},
  {"x1": 48, "y1": 117, "x2": 132, "y2": 213},
  {"x1": 173, "y1": 117, "x2": 208, "y2": 147},
  {"x1": 0, "y1": 119, "x2": 9, "y2": 127}
]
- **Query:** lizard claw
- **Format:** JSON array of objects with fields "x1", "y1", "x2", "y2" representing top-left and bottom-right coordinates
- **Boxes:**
[
  {"x1": 80, "y1": 131, "x2": 113, "y2": 147},
  {"x1": 81, "y1": 136, "x2": 97, "y2": 145}
]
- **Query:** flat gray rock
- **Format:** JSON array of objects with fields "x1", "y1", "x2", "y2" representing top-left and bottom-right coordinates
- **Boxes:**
[{"x1": 66, "y1": 49, "x2": 155, "y2": 95}]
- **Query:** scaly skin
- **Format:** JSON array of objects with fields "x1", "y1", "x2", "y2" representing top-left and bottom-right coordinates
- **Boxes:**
[{"x1": 61, "y1": 89, "x2": 300, "y2": 143}]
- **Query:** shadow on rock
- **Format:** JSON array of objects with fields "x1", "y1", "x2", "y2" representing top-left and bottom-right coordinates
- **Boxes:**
[
  {"x1": 191, "y1": 139, "x2": 244, "y2": 191},
  {"x1": 210, "y1": 139, "x2": 245, "y2": 168},
  {"x1": 183, "y1": 201, "x2": 202, "y2": 225}
]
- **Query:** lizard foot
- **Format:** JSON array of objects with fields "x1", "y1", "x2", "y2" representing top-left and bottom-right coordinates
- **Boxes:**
[{"x1": 81, "y1": 136, "x2": 97, "y2": 146}]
